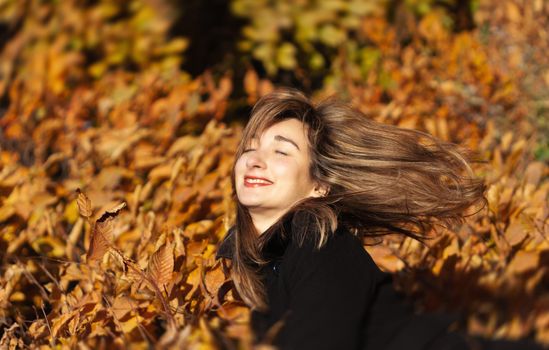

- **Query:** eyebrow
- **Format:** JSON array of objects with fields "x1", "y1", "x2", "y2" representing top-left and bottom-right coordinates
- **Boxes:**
[
  {"x1": 274, "y1": 135, "x2": 300, "y2": 150},
  {"x1": 250, "y1": 135, "x2": 301, "y2": 150}
]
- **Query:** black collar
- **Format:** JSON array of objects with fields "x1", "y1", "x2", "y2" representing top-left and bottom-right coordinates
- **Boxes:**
[
  {"x1": 216, "y1": 227, "x2": 236, "y2": 260},
  {"x1": 215, "y1": 212, "x2": 301, "y2": 261},
  {"x1": 216, "y1": 211, "x2": 326, "y2": 260}
]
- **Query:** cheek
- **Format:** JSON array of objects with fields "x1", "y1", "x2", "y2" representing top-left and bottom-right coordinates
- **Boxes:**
[
  {"x1": 271, "y1": 158, "x2": 292, "y2": 175},
  {"x1": 274, "y1": 159, "x2": 308, "y2": 184},
  {"x1": 234, "y1": 156, "x2": 246, "y2": 177},
  {"x1": 293, "y1": 162, "x2": 315, "y2": 189}
]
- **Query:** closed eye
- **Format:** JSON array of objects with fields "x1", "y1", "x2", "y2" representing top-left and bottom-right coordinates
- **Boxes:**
[
  {"x1": 275, "y1": 150, "x2": 288, "y2": 156},
  {"x1": 243, "y1": 148, "x2": 255, "y2": 153}
]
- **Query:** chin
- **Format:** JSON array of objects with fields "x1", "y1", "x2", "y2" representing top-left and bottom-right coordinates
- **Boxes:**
[
  {"x1": 235, "y1": 194, "x2": 260, "y2": 207},
  {"x1": 239, "y1": 199, "x2": 264, "y2": 208}
]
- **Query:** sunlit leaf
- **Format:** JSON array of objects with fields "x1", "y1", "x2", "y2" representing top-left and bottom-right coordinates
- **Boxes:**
[
  {"x1": 148, "y1": 243, "x2": 174, "y2": 287},
  {"x1": 86, "y1": 221, "x2": 112, "y2": 264},
  {"x1": 76, "y1": 189, "x2": 93, "y2": 218}
]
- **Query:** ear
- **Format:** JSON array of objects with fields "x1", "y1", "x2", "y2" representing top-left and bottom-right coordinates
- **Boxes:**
[{"x1": 311, "y1": 183, "x2": 329, "y2": 198}]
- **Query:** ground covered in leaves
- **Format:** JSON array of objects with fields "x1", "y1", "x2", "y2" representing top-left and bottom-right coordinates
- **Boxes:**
[{"x1": 0, "y1": 0, "x2": 548, "y2": 349}]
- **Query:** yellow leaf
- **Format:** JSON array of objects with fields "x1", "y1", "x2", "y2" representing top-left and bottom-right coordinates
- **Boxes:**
[
  {"x1": 64, "y1": 200, "x2": 80, "y2": 224},
  {"x1": 8, "y1": 291, "x2": 25, "y2": 302},
  {"x1": 276, "y1": 42, "x2": 297, "y2": 70},
  {"x1": 185, "y1": 267, "x2": 202, "y2": 299},
  {"x1": 31, "y1": 236, "x2": 66, "y2": 258},
  {"x1": 0, "y1": 205, "x2": 15, "y2": 223}
]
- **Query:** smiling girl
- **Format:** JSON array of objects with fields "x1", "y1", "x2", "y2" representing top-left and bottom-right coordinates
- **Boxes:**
[
  {"x1": 234, "y1": 118, "x2": 327, "y2": 234},
  {"x1": 216, "y1": 88, "x2": 542, "y2": 350}
]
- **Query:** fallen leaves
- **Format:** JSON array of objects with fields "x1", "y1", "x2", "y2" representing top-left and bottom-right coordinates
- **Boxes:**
[
  {"x1": 0, "y1": 70, "x2": 242, "y2": 346},
  {"x1": 0, "y1": 0, "x2": 548, "y2": 348}
]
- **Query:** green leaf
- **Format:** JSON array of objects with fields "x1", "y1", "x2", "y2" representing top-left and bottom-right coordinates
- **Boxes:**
[
  {"x1": 277, "y1": 42, "x2": 297, "y2": 70},
  {"x1": 319, "y1": 24, "x2": 347, "y2": 47}
]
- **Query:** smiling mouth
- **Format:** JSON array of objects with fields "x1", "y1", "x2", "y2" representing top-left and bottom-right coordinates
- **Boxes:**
[{"x1": 244, "y1": 176, "x2": 273, "y2": 187}]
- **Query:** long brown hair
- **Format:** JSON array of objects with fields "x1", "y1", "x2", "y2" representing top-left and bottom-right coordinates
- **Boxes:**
[{"x1": 228, "y1": 88, "x2": 485, "y2": 310}]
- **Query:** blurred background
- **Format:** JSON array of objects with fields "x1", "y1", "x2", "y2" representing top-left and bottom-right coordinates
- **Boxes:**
[{"x1": 0, "y1": 0, "x2": 547, "y2": 348}]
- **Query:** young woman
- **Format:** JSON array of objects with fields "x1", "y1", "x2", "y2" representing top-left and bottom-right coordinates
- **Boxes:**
[{"x1": 216, "y1": 88, "x2": 542, "y2": 350}]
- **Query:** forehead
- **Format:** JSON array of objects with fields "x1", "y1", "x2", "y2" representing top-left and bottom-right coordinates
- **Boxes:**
[{"x1": 251, "y1": 119, "x2": 308, "y2": 145}]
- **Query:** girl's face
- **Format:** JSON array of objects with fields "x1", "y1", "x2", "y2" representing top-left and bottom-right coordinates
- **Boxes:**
[{"x1": 234, "y1": 118, "x2": 322, "y2": 222}]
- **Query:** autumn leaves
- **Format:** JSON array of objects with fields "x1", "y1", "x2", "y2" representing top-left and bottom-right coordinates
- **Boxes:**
[
  {"x1": 77, "y1": 189, "x2": 121, "y2": 264},
  {"x1": 0, "y1": 0, "x2": 548, "y2": 348},
  {"x1": 68, "y1": 188, "x2": 245, "y2": 347},
  {"x1": 77, "y1": 188, "x2": 176, "y2": 319}
]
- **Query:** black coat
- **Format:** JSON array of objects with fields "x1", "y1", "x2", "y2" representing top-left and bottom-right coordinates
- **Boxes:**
[{"x1": 216, "y1": 213, "x2": 544, "y2": 350}]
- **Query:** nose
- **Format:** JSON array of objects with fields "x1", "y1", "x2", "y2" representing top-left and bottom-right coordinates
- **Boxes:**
[{"x1": 246, "y1": 150, "x2": 267, "y2": 169}]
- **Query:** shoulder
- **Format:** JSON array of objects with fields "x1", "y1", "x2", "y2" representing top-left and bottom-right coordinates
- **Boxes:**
[
  {"x1": 285, "y1": 211, "x2": 370, "y2": 259},
  {"x1": 281, "y1": 226, "x2": 381, "y2": 286},
  {"x1": 288, "y1": 226, "x2": 374, "y2": 263}
]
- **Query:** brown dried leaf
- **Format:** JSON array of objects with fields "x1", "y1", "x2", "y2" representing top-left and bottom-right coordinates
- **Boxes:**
[
  {"x1": 167, "y1": 135, "x2": 199, "y2": 157},
  {"x1": 204, "y1": 262, "x2": 226, "y2": 296},
  {"x1": 51, "y1": 310, "x2": 77, "y2": 338},
  {"x1": 507, "y1": 250, "x2": 540, "y2": 275},
  {"x1": 86, "y1": 221, "x2": 112, "y2": 264},
  {"x1": 505, "y1": 222, "x2": 527, "y2": 246},
  {"x1": 76, "y1": 189, "x2": 93, "y2": 218},
  {"x1": 524, "y1": 162, "x2": 545, "y2": 186},
  {"x1": 149, "y1": 243, "x2": 174, "y2": 287},
  {"x1": 111, "y1": 296, "x2": 135, "y2": 320},
  {"x1": 96, "y1": 201, "x2": 126, "y2": 222}
]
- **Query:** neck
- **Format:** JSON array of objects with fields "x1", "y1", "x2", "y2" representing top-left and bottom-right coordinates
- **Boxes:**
[{"x1": 249, "y1": 209, "x2": 287, "y2": 235}]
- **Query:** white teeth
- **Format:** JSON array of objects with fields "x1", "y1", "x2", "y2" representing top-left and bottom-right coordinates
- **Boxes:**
[{"x1": 246, "y1": 178, "x2": 270, "y2": 184}]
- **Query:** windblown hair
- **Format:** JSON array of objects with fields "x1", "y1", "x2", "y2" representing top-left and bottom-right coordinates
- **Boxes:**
[{"x1": 229, "y1": 88, "x2": 486, "y2": 310}]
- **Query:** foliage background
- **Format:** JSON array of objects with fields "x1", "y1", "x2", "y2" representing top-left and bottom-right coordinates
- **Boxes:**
[{"x1": 0, "y1": 0, "x2": 547, "y2": 348}]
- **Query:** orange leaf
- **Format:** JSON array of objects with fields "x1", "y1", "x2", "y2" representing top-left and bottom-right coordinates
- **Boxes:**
[
  {"x1": 76, "y1": 189, "x2": 93, "y2": 218},
  {"x1": 505, "y1": 222, "x2": 527, "y2": 246},
  {"x1": 204, "y1": 262, "x2": 226, "y2": 296},
  {"x1": 149, "y1": 243, "x2": 174, "y2": 287},
  {"x1": 86, "y1": 202, "x2": 124, "y2": 264},
  {"x1": 111, "y1": 296, "x2": 135, "y2": 320},
  {"x1": 507, "y1": 250, "x2": 540, "y2": 275},
  {"x1": 86, "y1": 221, "x2": 112, "y2": 264},
  {"x1": 524, "y1": 162, "x2": 544, "y2": 186}
]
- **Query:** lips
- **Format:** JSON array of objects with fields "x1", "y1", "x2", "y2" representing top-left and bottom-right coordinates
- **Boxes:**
[{"x1": 244, "y1": 175, "x2": 273, "y2": 187}]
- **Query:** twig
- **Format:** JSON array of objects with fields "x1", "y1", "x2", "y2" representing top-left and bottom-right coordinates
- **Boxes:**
[
  {"x1": 37, "y1": 259, "x2": 64, "y2": 293},
  {"x1": 123, "y1": 256, "x2": 176, "y2": 328},
  {"x1": 17, "y1": 260, "x2": 50, "y2": 302},
  {"x1": 40, "y1": 302, "x2": 54, "y2": 346}
]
